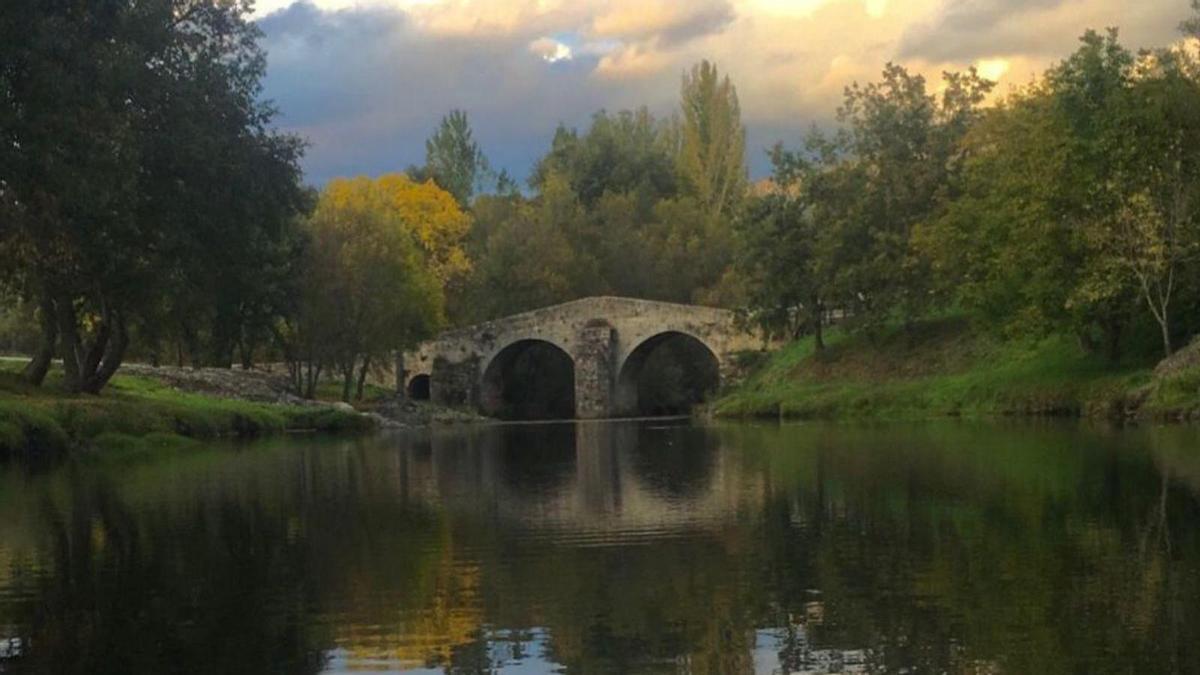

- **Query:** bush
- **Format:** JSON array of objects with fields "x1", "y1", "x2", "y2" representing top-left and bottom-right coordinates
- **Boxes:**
[{"x1": 0, "y1": 401, "x2": 71, "y2": 456}]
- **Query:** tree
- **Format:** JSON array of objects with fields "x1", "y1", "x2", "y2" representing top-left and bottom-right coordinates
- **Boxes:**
[
  {"x1": 738, "y1": 133, "x2": 858, "y2": 348},
  {"x1": 424, "y1": 110, "x2": 490, "y2": 207},
  {"x1": 335, "y1": 174, "x2": 474, "y2": 285},
  {"x1": 1089, "y1": 45, "x2": 1200, "y2": 356},
  {"x1": 455, "y1": 176, "x2": 580, "y2": 322},
  {"x1": 0, "y1": 0, "x2": 308, "y2": 391},
  {"x1": 677, "y1": 61, "x2": 747, "y2": 220},
  {"x1": 287, "y1": 177, "x2": 448, "y2": 401},
  {"x1": 531, "y1": 109, "x2": 679, "y2": 208},
  {"x1": 915, "y1": 86, "x2": 1090, "y2": 341},
  {"x1": 820, "y1": 64, "x2": 993, "y2": 334},
  {"x1": 1183, "y1": 0, "x2": 1200, "y2": 40}
]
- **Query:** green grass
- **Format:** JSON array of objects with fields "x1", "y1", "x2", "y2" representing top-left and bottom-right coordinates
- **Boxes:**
[
  {"x1": 0, "y1": 363, "x2": 374, "y2": 458},
  {"x1": 715, "y1": 317, "x2": 1163, "y2": 422}
]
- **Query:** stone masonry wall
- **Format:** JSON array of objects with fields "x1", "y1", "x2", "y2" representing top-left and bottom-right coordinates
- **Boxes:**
[{"x1": 573, "y1": 320, "x2": 615, "y2": 419}]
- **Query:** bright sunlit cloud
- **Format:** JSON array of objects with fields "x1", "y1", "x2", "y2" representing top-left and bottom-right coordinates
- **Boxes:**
[{"x1": 529, "y1": 37, "x2": 573, "y2": 62}]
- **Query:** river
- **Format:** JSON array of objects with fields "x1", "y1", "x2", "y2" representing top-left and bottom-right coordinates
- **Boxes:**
[{"x1": 1, "y1": 420, "x2": 1198, "y2": 673}]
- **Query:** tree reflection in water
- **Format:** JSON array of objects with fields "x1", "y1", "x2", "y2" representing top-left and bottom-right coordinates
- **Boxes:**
[{"x1": 0, "y1": 421, "x2": 1198, "y2": 673}]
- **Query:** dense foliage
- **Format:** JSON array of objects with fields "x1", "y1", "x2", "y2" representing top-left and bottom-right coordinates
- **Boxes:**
[
  {"x1": 279, "y1": 175, "x2": 460, "y2": 400},
  {"x1": 742, "y1": 15, "x2": 1200, "y2": 363}
]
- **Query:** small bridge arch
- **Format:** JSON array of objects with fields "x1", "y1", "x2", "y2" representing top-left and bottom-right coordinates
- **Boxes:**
[{"x1": 400, "y1": 296, "x2": 766, "y2": 420}]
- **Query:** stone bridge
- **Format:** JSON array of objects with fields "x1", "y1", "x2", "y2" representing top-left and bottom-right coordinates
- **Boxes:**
[{"x1": 399, "y1": 296, "x2": 766, "y2": 419}]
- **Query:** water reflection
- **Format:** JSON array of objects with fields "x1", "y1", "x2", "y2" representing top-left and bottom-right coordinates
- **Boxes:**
[{"x1": 0, "y1": 421, "x2": 1199, "y2": 673}]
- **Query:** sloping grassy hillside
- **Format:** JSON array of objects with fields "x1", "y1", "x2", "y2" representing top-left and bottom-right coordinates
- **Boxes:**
[
  {"x1": 714, "y1": 318, "x2": 1177, "y2": 421},
  {"x1": 0, "y1": 361, "x2": 373, "y2": 457}
]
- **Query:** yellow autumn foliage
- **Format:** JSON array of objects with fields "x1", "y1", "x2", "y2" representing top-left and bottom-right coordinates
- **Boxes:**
[{"x1": 321, "y1": 173, "x2": 472, "y2": 284}]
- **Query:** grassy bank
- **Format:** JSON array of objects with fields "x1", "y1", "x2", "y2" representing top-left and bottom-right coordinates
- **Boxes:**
[
  {"x1": 0, "y1": 363, "x2": 374, "y2": 458},
  {"x1": 715, "y1": 317, "x2": 1200, "y2": 422}
]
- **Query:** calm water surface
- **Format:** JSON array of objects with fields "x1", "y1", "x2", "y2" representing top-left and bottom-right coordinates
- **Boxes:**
[{"x1": 1, "y1": 420, "x2": 1199, "y2": 674}]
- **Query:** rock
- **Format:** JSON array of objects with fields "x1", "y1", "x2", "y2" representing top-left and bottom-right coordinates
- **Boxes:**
[
  {"x1": 1154, "y1": 337, "x2": 1200, "y2": 379},
  {"x1": 116, "y1": 361, "x2": 490, "y2": 428},
  {"x1": 119, "y1": 363, "x2": 292, "y2": 402},
  {"x1": 365, "y1": 412, "x2": 405, "y2": 429}
]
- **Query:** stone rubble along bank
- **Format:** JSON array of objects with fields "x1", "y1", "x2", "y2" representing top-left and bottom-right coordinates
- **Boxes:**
[{"x1": 118, "y1": 363, "x2": 486, "y2": 428}]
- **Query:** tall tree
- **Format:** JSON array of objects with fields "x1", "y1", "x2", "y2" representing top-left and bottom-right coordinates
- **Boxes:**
[
  {"x1": 832, "y1": 64, "x2": 992, "y2": 333},
  {"x1": 677, "y1": 61, "x2": 747, "y2": 220},
  {"x1": 0, "y1": 0, "x2": 307, "y2": 391},
  {"x1": 424, "y1": 110, "x2": 490, "y2": 207},
  {"x1": 1090, "y1": 39, "x2": 1200, "y2": 356}
]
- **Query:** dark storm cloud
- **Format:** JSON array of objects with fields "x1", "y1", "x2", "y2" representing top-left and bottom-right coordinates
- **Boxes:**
[
  {"x1": 256, "y1": 2, "x2": 676, "y2": 186},
  {"x1": 655, "y1": 2, "x2": 736, "y2": 46}
]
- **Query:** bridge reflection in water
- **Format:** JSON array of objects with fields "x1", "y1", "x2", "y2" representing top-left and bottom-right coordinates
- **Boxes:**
[
  {"x1": 328, "y1": 420, "x2": 877, "y2": 673},
  {"x1": 3, "y1": 422, "x2": 1200, "y2": 674}
]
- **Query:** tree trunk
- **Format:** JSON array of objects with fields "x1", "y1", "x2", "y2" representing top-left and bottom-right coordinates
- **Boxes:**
[
  {"x1": 355, "y1": 355, "x2": 371, "y2": 401},
  {"x1": 340, "y1": 355, "x2": 357, "y2": 401},
  {"x1": 81, "y1": 311, "x2": 127, "y2": 394},
  {"x1": 21, "y1": 291, "x2": 57, "y2": 386},
  {"x1": 79, "y1": 305, "x2": 112, "y2": 379},
  {"x1": 304, "y1": 360, "x2": 322, "y2": 399},
  {"x1": 1106, "y1": 323, "x2": 1122, "y2": 364},
  {"x1": 55, "y1": 293, "x2": 84, "y2": 393},
  {"x1": 810, "y1": 298, "x2": 824, "y2": 353},
  {"x1": 1160, "y1": 317, "x2": 1173, "y2": 358},
  {"x1": 238, "y1": 336, "x2": 255, "y2": 370}
]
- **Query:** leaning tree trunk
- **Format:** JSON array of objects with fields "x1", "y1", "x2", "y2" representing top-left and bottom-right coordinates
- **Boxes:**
[
  {"x1": 55, "y1": 292, "x2": 84, "y2": 393},
  {"x1": 21, "y1": 291, "x2": 58, "y2": 386},
  {"x1": 81, "y1": 310, "x2": 127, "y2": 394},
  {"x1": 55, "y1": 295, "x2": 129, "y2": 394}
]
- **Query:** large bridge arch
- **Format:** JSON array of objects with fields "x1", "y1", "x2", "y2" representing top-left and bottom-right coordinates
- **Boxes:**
[
  {"x1": 615, "y1": 331, "x2": 721, "y2": 417},
  {"x1": 480, "y1": 338, "x2": 576, "y2": 420},
  {"x1": 401, "y1": 296, "x2": 769, "y2": 419}
]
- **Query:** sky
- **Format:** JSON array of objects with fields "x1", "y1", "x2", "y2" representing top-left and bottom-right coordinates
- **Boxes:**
[{"x1": 252, "y1": 0, "x2": 1191, "y2": 186}]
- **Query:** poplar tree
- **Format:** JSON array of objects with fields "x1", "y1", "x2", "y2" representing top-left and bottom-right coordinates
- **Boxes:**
[{"x1": 677, "y1": 61, "x2": 747, "y2": 220}]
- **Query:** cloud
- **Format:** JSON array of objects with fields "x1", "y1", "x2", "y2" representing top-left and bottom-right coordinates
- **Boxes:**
[
  {"x1": 257, "y1": 1, "x2": 671, "y2": 185},
  {"x1": 254, "y1": 0, "x2": 1189, "y2": 185},
  {"x1": 898, "y1": 0, "x2": 1182, "y2": 62},
  {"x1": 594, "y1": 44, "x2": 673, "y2": 79},
  {"x1": 589, "y1": 1, "x2": 736, "y2": 46}
]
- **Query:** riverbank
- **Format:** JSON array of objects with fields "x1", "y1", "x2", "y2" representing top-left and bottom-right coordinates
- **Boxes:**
[
  {"x1": 714, "y1": 317, "x2": 1200, "y2": 422},
  {"x1": 0, "y1": 362, "x2": 381, "y2": 457}
]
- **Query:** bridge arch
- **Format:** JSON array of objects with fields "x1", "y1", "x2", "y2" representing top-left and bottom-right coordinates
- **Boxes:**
[
  {"x1": 480, "y1": 338, "x2": 576, "y2": 420},
  {"x1": 406, "y1": 374, "x2": 431, "y2": 401},
  {"x1": 615, "y1": 331, "x2": 721, "y2": 417}
]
